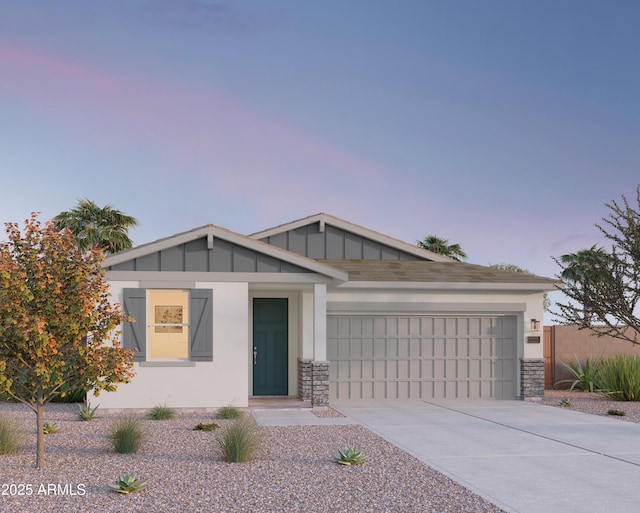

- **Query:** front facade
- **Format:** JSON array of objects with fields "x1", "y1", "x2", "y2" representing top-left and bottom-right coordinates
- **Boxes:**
[{"x1": 93, "y1": 213, "x2": 557, "y2": 409}]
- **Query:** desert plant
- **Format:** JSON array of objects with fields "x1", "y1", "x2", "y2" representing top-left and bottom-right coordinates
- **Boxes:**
[
  {"x1": 77, "y1": 401, "x2": 99, "y2": 421},
  {"x1": 194, "y1": 422, "x2": 220, "y2": 432},
  {"x1": 109, "y1": 415, "x2": 144, "y2": 454},
  {"x1": 0, "y1": 416, "x2": 23, "y2": 455},
  {"x1": 596, "y1": 354, "x2": 640, "y2": 401},
  {"x1": 607, "y1": 409, "x2": 626, "y2": 416},
  {"x1": 108, "y1": 473, "x2": 148, "y2": 494},
  {"x1": 556, "y1": 354, "x2": 602, "y2": 392},
  {"x1": 214, "y1": 416, "x2": 261, "y2": 463},
  {"x1": 216, "y1": 405, "x2": 242, "y2": 420},
  {"x1": 148, "y1": 405, "x2": 176, "y2": 420},
  {"x1": 335, "y1": 447, "x2": 366, "y2": 466},
  {"x1": 42, "y1": 422, "x2": 59, "y2": 434},
  {"x1": 558, "y1": 398, "x2": 572, "y2": 407}
]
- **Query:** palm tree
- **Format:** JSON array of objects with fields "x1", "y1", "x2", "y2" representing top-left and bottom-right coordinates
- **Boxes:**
[
  {"x1": 417, "y1": 235, "x2": 468, "y2": 261},
  {"x1": 54, "y1": 199, "x2": 138, "y2": 254},
  {"x1": 559, "y1": 245, "x2": 611, "y2": 326}
]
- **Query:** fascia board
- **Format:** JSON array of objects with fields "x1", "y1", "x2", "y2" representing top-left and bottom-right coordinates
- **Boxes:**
[
  {"x1": 105, "y1": 271, "x2": 337, "y2": 284},
  {"x1": 103, "y1": 224, "x2": 348, "y2": 281},
  {"x1": 336, "y1": 281, "x2": 561, "y2": 292},
  {"x1": 249, "y1": 213, "x2": 452, "y2": 262}
]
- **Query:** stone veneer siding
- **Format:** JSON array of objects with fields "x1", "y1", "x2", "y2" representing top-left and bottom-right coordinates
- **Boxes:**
[
  {"x1": 521, "y1": 358, "x2": 545, "y2": 398},
  {"x1": 311, "y1": 361, "x2": 330, "y2": 406},
  {"x1": 298, "y1": 359, "x2": 312, "y2": 401}
]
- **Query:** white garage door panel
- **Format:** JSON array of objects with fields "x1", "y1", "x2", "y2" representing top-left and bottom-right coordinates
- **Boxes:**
[{"x1": 328, "y1": 315, "x2": 517, "y2": 400}]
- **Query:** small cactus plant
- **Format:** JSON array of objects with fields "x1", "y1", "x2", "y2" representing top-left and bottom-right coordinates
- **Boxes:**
[
  {"x1": 108, "y1": 473, "x2": 148, "y2": 494},
  {"x1": 558, "y1": 398, "x2": 572, "y2": 407},
  {"x1": 335, "y1": 447, "x2": 366, "y2": 466},
  {"x1": 42, "y1": 422, "x2": 59, "y2": 434},
  {"x1": 607, "y1": 409, "x2": 626, "y2": 416}
]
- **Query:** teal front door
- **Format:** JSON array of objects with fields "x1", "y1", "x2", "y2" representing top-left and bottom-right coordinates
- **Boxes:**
[{"x1": 253, "y1": 298, "x2": 288, "y2": 396}]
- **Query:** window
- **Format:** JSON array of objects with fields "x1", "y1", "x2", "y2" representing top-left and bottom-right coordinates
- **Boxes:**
[
  {"x1": 148, "y1": 290, "x2": 189, "y2": 360},
  {"x1": 122, "y1": 288, "x2": 213, "y2": 362}
]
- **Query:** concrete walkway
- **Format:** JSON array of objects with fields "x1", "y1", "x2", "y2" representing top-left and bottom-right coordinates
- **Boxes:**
[
  {"x1": 251, "y1": 407, "x2": 353, "y2": 426},
  {"x1": 332, "y1": 400, "x2": 640, "y2": 513}
]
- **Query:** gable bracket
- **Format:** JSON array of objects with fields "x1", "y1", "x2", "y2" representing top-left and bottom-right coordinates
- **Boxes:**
[{"x1": 207, "y1": 233, "x2": 214, "y2": 249}]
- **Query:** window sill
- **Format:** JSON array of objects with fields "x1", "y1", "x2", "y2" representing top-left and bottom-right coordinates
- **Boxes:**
[{"x1": 139, "y1": 361, "x2": 196, "y2": 368}]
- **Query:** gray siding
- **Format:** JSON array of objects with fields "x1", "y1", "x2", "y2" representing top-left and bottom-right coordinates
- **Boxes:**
[
  {"x1": 260, "y1": 223, "x2": 421, "y2": 260},
  {"x1": 108, "y1": 237, "x2": 310, "y2": 273}
]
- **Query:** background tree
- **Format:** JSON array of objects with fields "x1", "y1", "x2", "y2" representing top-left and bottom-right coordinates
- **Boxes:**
[
  {"x1": 417, "y1": 235, "x2": 468, "y2": 261},
  {"x1": 490, "y1": 263, "x2": 551, "y2": 311},
  {"x1": 554, "y1": 186, "x2": 640, "y2": 344},
  {"x1": 557, "y1": 245, "x2": 612, "y2": 325},
  {"x1": 0, "y1": 214, "x2": 135, "y2": 468},
  {"x1": 54, "y1": 198, "x2": 138, "y2": 254}
]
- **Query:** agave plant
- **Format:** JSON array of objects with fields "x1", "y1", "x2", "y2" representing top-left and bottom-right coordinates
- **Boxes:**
[
  {"x1": 335, "y1": 447, "x2": 366, "y2": 466},
  {"x1": 42, "y1": 422, "x2": 59, "y2": 434},
  {"x1": 556, "y1": 354, "x2": 602, "y2": 392},
  {"x1": 108, "y1": 473, "x2": 148, "y2": 494},
  {"x1": 77, "y1": 401, "x2": 99, "y2": 421}
]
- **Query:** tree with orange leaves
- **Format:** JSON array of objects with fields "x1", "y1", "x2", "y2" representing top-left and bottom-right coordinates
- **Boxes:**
[{"x1": 0, "y1": 214, "x2": 135, "y2": 468}]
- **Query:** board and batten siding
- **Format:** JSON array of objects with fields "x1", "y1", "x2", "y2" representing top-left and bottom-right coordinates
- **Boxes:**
[
  {"x1": 107, "y1": 237, "x2": 310, "y2": 273},
  {"x1": 258, "y1": 223, "x2": 422, "y2": 260}
]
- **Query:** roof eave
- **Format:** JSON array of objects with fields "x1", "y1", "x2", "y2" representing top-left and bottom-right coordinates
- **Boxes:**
[{"x1": 336, "y1": 281, "x2": 561, "y2": 291}]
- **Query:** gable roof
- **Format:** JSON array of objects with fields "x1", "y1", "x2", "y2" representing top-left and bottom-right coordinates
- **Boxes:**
[
  {"x1": 319, "y1": 259, "x2": 560, "y2": 291},
  {"x1": 249, "y1": 212, "x2": 453, "y2": 262},
  {"x1": 103, "y1": 223, "x2": 348, "y2": 281}
]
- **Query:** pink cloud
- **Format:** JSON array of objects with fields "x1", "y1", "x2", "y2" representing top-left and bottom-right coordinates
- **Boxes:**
[{"x1": 0, "y1": 38, "x2": 388, "y2": 191}]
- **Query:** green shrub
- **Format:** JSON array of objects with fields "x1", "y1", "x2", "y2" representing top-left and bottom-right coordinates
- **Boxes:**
[
  {"x1": 148, "y1": 405, "x2": 176, "y2": 420},
  {"x1": 0, "y1": 416, "x2": 22, "y2": 455},
  {"x1": 216, "y1": 405, "x2": 242, "y2": 420},
  {"x1": 556, "y1": 354, "x2": 602, "y2": 392},
  {"x1": 596, "y1": 354, "x2": 640, "y2": 401},
  {"x1": 109, "y1": 415, "x2": 144, "y2": 454},
  {"x1": 51, "y1": 384, "x2": 86, "y2": 403},
  {"x1": 214, "y1": 416, "x2": 261, "y2": 463},
  {"x1": 607, "y1": 409, "x2": 626, "y2": 416},
  {"x1": 77, "y1": 401, "x2": 99, "y2": 421},
  {"x1": 194, "y1": 422, "x2": 220, "y2": 432},
  {"x1": 558, "y1": 398, "x2": 572, "y2": 407}
]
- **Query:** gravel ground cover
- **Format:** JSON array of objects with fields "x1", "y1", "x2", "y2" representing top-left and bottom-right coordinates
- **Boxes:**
[
  {"x1": 0, "y1": 402, "x2": 504, "y2": 513},
  {"x1": 528, "y1": 389, "x2": 640, "y2": 422}
]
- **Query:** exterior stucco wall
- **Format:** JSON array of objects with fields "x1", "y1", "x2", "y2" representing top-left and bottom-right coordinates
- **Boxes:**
[{"x1": 93, "y1": 281, "x2": 249, "y2": 409}]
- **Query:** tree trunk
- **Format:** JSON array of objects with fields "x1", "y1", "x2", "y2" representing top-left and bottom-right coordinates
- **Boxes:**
[{"x1": 36, "y1": 399, "x2": 45, "y2": 469}]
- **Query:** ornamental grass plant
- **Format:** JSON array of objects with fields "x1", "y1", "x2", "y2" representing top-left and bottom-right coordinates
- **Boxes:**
[
  {"x1": 214, "y1": 415, "x2": 261, "y2": 463},
  {"x1": 109, "y1": 414, "x2": 145, "y2": 454},
  {"x1": 596, "y1": 354, "x2": 640, "y2": 401},
  {"x1": 0, "y1": 415, "x2": 23, "y2": 455}
]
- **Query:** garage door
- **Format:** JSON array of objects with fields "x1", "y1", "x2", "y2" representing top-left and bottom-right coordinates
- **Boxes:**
[{"x1": 327, "y1": 315, "x2": 517, "y2": 400}]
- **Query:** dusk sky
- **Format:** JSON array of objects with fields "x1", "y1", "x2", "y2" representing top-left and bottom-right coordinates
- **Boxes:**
[{"x1": 1, "y1": 1, "x2": 639, "y2": 320}]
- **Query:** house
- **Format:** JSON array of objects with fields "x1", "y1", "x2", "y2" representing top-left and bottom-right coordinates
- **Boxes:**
[{"x1": 93, "y1": 213, "x2": 558, "y2": 409}]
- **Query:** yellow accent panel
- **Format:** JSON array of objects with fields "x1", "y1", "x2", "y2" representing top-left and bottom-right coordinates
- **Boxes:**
[{"x1": 148, "y1": 290, "x2": 189, "y2": 359}]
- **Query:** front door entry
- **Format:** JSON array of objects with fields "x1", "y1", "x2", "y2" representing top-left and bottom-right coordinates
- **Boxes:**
[{"x1": 252, "y1": 298, "x2": 288, "y2": 395}]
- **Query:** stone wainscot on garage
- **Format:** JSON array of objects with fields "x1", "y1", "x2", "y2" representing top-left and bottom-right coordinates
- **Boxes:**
[{"x1": 92, "y1": 213, "x2": 558, "y2": 409}]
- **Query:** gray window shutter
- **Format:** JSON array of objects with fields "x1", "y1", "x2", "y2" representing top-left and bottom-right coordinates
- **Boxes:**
[
  {"x1": 122, "y1": 288, "x2": 146, "y2": 361},
  {"x1": 190, "y1": 289, "x2": 213, "y2": 361}
]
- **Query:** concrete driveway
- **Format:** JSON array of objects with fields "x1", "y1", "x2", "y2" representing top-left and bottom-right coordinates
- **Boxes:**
[{"x1": 332, "y1": 400, "x2": 640, "y2": 513}]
